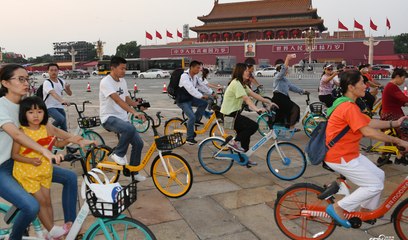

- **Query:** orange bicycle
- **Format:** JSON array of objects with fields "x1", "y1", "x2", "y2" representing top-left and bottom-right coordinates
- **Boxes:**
[{"x1": 274, "y1": 170, "x2": 408, "y2": 239}]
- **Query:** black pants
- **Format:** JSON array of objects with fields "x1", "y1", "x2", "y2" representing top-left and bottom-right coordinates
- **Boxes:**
[
  {"x1": 271, "y1": 92, "x2": 300, "y2": 128},
  {"x1": 231, "y1": 112, "x2": 258, "y2": 151},
  {"x1": 319, "y1": 94, "x2": 335, "y2": 107}
]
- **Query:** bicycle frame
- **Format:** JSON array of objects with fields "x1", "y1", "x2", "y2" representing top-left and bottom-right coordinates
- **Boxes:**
[
  {"x1": 300, "y1": 176, "x2": 408, "y2": 222},
  {"x1": 176, "y1": 112, "x2": 227, "y2": 137},
  {"x1": 212, "y1": 129, "x2": 280, "y2": 165}
]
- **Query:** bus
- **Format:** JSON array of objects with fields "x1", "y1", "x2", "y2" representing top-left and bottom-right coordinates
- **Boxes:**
[
  {"x1": 97, "y1": 57, "x2": 190, "y2": 76},
  {"x1": 97, "y1": 58, "x2": 148, "y2": 77},
  {"x1": 147, "y1": 57, "x2": 190, "y2": 72}
]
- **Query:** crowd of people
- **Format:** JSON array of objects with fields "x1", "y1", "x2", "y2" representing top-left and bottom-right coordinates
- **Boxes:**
[{"x1": 0, "y1": 55, "x2": 407, "y2": 238}]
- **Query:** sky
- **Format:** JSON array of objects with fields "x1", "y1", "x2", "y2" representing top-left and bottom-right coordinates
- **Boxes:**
[{"x1": 1, "y1": 0, "x2": 407, "y2": 58}]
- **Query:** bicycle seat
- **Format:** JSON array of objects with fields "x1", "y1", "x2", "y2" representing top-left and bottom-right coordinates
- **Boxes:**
[
  {"x1": 317, "y1": 181, "x2": 339, "y2": 200},
  {"x1": 322, "y1": 161, "x2": 335, "y2": 172}
]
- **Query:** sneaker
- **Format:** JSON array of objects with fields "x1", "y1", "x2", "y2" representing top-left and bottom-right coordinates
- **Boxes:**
[
  {"x1": 227, "y1": 140, "x2": 245, "y2": 153},
  {"x1": 377, "y1": 157, "x2": 392, "y2": 167},
  {"x1": 133, "y1": 174, "x2": 147, "y2": 182},
  {"x1": 247, "y1": 160, "x2": 258, "y2": 166},
  {"x1": 110, "y1": 153, "x2": 127, "y2": 165},
  {"x1": 186, "y1": 139, "x2": 198, "y2": 145},
  {"x1": 395, "y1": 156, "x2": 408, "y2": 166},
  {"x1": 48, "y1": 225, "x2": 66, "y2": 240},
  {"x1": 204, "y1": 111, "x2": 213, "y2": 119}
]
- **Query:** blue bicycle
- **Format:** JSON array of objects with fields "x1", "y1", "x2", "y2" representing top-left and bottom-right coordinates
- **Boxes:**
[{"x1": 197, "y1": 113, "x2": 307, "y2": 181}]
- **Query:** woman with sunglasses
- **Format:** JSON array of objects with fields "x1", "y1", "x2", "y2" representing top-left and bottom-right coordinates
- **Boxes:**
[
  {"x1": 0, "y1": 64, "x2": 93, "y2": 239},
  {"x1": 318, "y1": 64, "x2": 339, "y2": 107}
]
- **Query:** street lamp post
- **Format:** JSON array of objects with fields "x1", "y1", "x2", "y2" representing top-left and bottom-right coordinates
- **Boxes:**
[
  {"x1": 0, "y1": 47, "x2": 4, "y2": 63},
  {"x1": 303, "y1": 27, "x2": 316, "y2": 65},
  {"x1": 68, "y1": 47, "x2": 77, "y2": 70}
]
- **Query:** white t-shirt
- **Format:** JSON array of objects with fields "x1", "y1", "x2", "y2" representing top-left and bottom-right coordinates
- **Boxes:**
[
  {"x1": 0, "y1": 97, "x2": 20, "y2": 165},
  {"x1": 43, "y1": 78, "x2": 66, "y2": 109},
  {"x1": 99, "y1": 75, "x2": 129, "y2": 123}
]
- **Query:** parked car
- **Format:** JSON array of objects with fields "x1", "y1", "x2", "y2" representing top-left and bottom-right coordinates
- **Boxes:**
[
  {"x1": 138, "y1": 69, "x2": 170, "y2": 79},
  {"x1": 42, "y1": 71, "x2": 64, "y2": 78},
  {"x1": 373, "y1": 64, "x2": 394, "y2": 74},
  {"x1": 254, "y1": 67, "x2": 277, "y2": 77},
  {"x1": 62, "y1": 70, "x2": 90, "y2": 79},
  {"x1": 370, "y1": 66, "x2": 390, "y2": 78}
]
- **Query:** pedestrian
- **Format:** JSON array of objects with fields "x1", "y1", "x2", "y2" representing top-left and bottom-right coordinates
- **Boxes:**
[
  {"x1": 99, "y1": 56, "x2": 146, "y2": 181},
  {"x1": 176, "y1": 60, "x2": 213, "y2": 145},
  {"x1": 42, "y1": 63, "x2": 72, "y2": 131}
]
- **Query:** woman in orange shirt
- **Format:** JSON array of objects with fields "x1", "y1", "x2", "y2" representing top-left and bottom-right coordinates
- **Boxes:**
[{"x1": 324, "y1": 70, "x2": 408, "y2": 228}]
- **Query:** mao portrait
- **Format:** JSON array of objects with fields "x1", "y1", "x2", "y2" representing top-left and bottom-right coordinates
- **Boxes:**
[{"x1": 244, "y1": 43, "x2": 256, "y2": 57}]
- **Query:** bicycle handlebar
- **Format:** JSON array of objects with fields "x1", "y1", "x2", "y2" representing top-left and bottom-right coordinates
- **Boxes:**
[{"x1": 68, "y1": 101, "x2": 92, "y2": 116}]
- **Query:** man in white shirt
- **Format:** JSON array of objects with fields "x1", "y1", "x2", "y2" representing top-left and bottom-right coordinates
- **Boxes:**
[
  {"x1": 99, "y1": 56, "x2": 146, "y2": 181},
  {"x1": 176, "y1": 60, "x2": 213, "y2": 145},
  {"x1": 43, "y1": 63, "x2": 72, "y2": 131}
]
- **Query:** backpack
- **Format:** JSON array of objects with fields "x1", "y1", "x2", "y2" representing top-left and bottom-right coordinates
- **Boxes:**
[
  {"x1": 167, "y1": 69, "x2": 185, "y2": 100},
  {"x1": 305, "y1": 98, "x2": 352, "y2": 165},
  {"x1": 36, "y1": 78, "x2": 64, "y2": 102}
]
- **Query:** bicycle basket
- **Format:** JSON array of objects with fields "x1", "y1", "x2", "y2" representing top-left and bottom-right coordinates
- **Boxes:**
[
  {"x1": 155, "y1": 132, "x2": 184, "y2": 150},
  {"x1": 309, "y1": 102, "x2": 325, "y2": 115},
  {"x1": 77, "y1": 116, "x2": 101, "y2": 128},
  {"x1": 86, "y1": 181, "x2": 137, "y2": 218}
]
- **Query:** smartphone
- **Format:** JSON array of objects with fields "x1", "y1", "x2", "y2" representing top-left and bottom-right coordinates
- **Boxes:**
[{"x1": 401, "y1": 119, "x2": 408, "y2": 129}]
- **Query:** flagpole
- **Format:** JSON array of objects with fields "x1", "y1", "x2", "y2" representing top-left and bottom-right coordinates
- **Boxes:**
[
  {"x1": 385, "y1": 17, "x2": 387, "y2": 37},
  {"x1": 353, "y1": 19, "x2": 355, "y2": 38}
]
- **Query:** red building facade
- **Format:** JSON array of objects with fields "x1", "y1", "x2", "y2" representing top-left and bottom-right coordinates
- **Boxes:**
[{"x1": 140, "y1": 0, "x2": 394, "y2": 66}]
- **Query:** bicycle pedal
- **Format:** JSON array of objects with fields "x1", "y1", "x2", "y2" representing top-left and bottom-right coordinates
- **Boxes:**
[
  {"x1": 246, "y1": 164, "x2": 252, "y2": 168},
  {"x1": 363, "y1": 219, "x2": 377, "y2": 225}
]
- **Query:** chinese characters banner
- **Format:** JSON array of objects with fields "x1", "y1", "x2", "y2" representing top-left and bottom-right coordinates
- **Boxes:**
[
  {"x1": 272, "y1": 43, "x2": 345, "y2": 52},
  {"x1": 171, "y1": 47, "x2": 230, "y2": 55}
]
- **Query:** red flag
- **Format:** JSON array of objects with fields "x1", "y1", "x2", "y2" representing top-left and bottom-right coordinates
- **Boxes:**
[
  {"x1": 354, "y1": 19, "x2": 364, "y2": 30},
  {"x1": 145, "y1": 31, "x2": 153, "y2": 40},
  {"x1": 166, "y1": 30, "x2": 173, "y2": 38},
  {"x1": 177, "y1": 30, "x2": 182, "y2": 38},
  {"x1": 386, "y1": 18, "x2": 391, "y2": 30},
  {"x1": 370, "y1": 19, "x2": 378, "y2": 31},
  {"x1": 156, "y1": 31, "x2": 162, "y2": 39},
  {"x1": 338, "y1": 20, "x2": 348, "y2": 30}
]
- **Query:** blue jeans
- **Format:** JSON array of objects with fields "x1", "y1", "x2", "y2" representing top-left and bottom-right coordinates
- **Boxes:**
[
  {"x1": 102, "y1": 117, "x2": 143, "y2": 166},
  {"x1": 177, "y1": 98, "x2": 208, "y2": 140},
  {"x1": 48, "y1": 108, "x2": 67, "y2": 131},
  {"x1": 0, "y1": 160, "x2": 77, "y2": 240}
]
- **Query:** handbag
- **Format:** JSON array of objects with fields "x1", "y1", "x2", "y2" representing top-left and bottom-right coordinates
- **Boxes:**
[
  {"x1": 223, "y1": 111, "x2": 238, "y2": 130},
  {"x1": 82, "y1": 168, "x2": 123, "y2": 203}
]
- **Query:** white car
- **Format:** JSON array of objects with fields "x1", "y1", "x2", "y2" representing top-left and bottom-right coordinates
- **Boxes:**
[
  {"x1": 42, "y1": 71, "x2": 64, "y2": 78},
  {"x1": 254, "y1": 67, "x2": 277, "y2": 77},
  {"x1": 373, "y1": 64, "x2": 394, "y2": 74},
  {"x1": 138, "y1": 69, "x2": 170, "y2": 79}
]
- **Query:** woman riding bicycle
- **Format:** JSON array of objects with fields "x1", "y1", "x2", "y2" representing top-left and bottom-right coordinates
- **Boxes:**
[
  {"x1": 378, "y1": 68, "x2": 408, "y2": 166},
  {"x1": 323, "y1": 69, "x2": 408, "y2": 228},
  {"x1": 0, "y1": 64, "x2": 93, "y2": 239},
  {"x1": 220, "y1": 63, "x2": 276, "y2": 161},
  {"x1": 271, "y1": 54, "x2": 309, "y2": 131}
]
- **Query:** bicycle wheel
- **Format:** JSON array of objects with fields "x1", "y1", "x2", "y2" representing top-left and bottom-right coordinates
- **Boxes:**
[
  {"x1": 150, "y1": 153, "x2": 193, "y2": 198},
  {"x1": 274, "y1": 183, "x2": 336, "y2": 240},
  {"x1": 303, "y1": 115, "x2": 327, "y2": 138},
  {"x1": 209, "y1": 123, "x2": 235, "y2": 149},
  {"x1": 257, "y1": 112, "x2": 272, "y2": 136},
  {"x1": 84, "y1": 217, "x2": 156, "y2": 240},
  {"x1": 81, "y1": 130, "x2": 106, "y2": 158},
  {"x1": 85, "y1": 145, "x2": 120, "y2": 183},
  {"x1": 393, "y1": 198, "x2": 408, "y2": 240},
  {"x1": 198, "y1": 137, "x2": 234, "y2": 174},
  {"x1": 0, "y1": 204, "x2": 11, "y2": 236},
  {"x1": 130, "y1": 111, "x2": 150, "y2": 133},
  {"x1": 255, "y1": 96, "x2": 272, "y2": 109},
  {"x1": 266, "y1": 142, "x2": 306, "y2": 180},
  {"x1": 163, "y1": 118, "x2": 186, "y2": 143}
]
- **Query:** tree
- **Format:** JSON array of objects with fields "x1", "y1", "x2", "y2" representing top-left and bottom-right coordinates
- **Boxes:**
[
  {"x1": 394, "y1": 33, "x2": 408, "y2": 53},
  {"x1": 115, "y1": 41, "x2": 140, "y2": 58}
]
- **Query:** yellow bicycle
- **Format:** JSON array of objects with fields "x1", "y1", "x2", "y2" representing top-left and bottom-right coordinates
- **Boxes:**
[{"x1": 85, "y1": 112, "x2": 193, "y2": 198}]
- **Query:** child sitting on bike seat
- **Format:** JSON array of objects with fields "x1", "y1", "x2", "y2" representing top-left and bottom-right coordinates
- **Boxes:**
[{"x1": 11, "y1": 96, "x2": 91, "y2": 239}]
